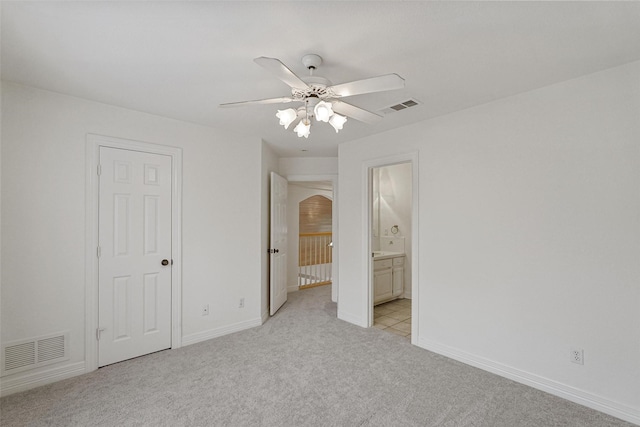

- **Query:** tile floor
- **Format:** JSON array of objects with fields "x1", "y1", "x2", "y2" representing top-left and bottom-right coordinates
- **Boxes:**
[{"x1": 373, "y1": 298, "x2": 411, "y2": 340}]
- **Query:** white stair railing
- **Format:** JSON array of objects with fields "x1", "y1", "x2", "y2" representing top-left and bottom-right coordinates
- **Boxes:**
[{"x1": 298, "y1": 232, "x2": 332, "y2": 287}]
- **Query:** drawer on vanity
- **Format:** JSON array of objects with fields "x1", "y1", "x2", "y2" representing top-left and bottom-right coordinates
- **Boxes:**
[
  {"x1": 392, "y1": 256, "x2": 404, "y2": 266},
  {"x1": 374, "y1": 259, "x2": 393, "y2": 270}
]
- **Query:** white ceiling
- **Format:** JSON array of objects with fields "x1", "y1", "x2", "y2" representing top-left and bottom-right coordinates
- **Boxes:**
[{"x1": 3, "y1": 1, "x2": 640, "y2": 157}]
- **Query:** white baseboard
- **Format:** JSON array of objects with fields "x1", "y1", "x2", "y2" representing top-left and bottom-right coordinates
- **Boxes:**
[
  {"x1": 337, "y1": 310, "x2": 367, "y2": 328},
  {"x1": 287, "y1": 285, "x2": 299, "y2": 292},
  {"x1": 181, "y1": 317, "x2": 263, "y2": 347},
  {"x1": 0, "y1": 361, "x2": 86, "y2": 397},
  {"x1": 417, "y1": 337, "x2": 640, "y2": 426}
]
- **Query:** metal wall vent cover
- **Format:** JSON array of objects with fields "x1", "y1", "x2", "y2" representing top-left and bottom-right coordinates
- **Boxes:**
[
  {"x1": 380, "y1": 98, "x2": 421, "y2": 114},
  {"x1": 2, "y1": 332, "x2": 69, "y2": 375}
]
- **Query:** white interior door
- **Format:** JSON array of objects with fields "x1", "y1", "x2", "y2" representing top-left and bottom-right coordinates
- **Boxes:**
[
  {"x1": 270, "y1": 172, "x2": 288, "y2": 315},
  {"x1": 98, "y1": 147, "x2": 172, "y2": 367}
]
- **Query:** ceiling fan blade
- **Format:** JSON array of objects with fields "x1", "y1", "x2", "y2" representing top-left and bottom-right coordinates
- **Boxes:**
[
  {"x1": 330, "y1": 74, "x2": 405, "y2": 97},
  {"x1": 332, "y1": 101, "x2": 383, "y2": 124},
  {"x1": 254, "y1": 57, "x2": 309, "y2": 89},
  {"x1": 219, "y1": 97, "x2": 296, "y2": 108}
]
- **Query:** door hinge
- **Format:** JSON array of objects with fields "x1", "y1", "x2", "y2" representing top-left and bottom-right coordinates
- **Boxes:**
[
  {"x1": 96, "y1": 328, "x2": 105, "y2": 340},
  {"x1": 97, "y1": 164, "x2": 102, "y2": 176},
  {"x1": 97, "y1": 246, "x2": 101, "y2": 258}
]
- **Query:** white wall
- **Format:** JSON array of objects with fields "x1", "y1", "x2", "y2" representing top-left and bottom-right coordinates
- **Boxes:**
[
  {"x1": 0, "y1": 53, "x2": 3, "y2": 357},
  {"x1": 338, "y1": 61, "x2": 640, "y2": 423},
  {"x1": 377, "y1": 164, "x2": 411, "y2": 243},
  {"x1": 1, "y1": 82, "x2": 264, "y2": 393},
  {"x1": 279, "y1": 157, "x2": 338, "y2": 176}
]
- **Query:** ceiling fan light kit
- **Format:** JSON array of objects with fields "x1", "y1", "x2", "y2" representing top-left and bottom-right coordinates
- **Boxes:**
[
  {"x1": 276, "y1": 108, "x2": 298, "y2": 129},
  {"x1": 329, "y1": 113, "x2": 348, "y2": 133},
  {"x1": 313, "y1": 100, "x2": 334, "y2": 122},
  {"x1": 294, "y1": 118, "x2": 311, "y2": 138},
  {"x1": 220, "y1": 54, "x2": 405, "y2": 139}
]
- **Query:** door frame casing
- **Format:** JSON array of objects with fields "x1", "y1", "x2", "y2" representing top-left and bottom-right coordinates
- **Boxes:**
[
  {"x1": 85, "y1": 134, "x2": 183, "y2": 372},
  {"x1": 362, "y1": 152, "x2": 419, "y2": 344}
]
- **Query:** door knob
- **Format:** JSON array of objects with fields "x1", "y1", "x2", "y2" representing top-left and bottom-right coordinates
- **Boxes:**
[{"x1": 161, "y1": 259, "x2": 169, "y2": 266}]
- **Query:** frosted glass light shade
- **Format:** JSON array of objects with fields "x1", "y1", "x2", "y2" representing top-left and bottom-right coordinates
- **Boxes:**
[
  {"x1": 313, "y1": 101, "x2": 334, "y2": 122},
  {"x1": 329, "y1": 114, "x2": 347, "y2": 132},
  {"x1": 276, "y1": 108, "x2": 298, "y2": 129},
  {"x1": 294, "y1": 119, "x2": 311, "y2": 138}
]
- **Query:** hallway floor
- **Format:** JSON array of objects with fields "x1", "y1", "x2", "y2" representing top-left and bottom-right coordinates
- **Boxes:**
[{"x1": 373, "y1": 298, "x2": 411, "y2": 340}]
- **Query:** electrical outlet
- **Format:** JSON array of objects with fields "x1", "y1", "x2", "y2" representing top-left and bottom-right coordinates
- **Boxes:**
[
  {"x1": 239, "y1": 298, "x2": 245, "y2": 308},
  {"x1": 202, "y1": 304, "x2": 209, "y2": 316},
  {"x1": 570, "y1": 349, "x2": 584, "y2": 365}
]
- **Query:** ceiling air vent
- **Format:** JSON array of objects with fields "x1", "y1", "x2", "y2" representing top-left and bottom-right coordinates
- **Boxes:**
[
  {"x1": 2, "y1": 331, "x2": 69, "y2": 375},
  {"x1": 380, "y1": 98, "x2": 421, "y2": 115}
]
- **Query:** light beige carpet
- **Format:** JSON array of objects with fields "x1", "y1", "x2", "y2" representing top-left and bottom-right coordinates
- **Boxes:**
[{"x1": 0, "y1": 285, "x2": 634, "y2": 426}]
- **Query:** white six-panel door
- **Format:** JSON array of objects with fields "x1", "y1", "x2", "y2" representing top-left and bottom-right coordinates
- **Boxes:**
[
  {"x1": 98, "y1": 147, "x2": 172, "y2": 367},
  {"x1": 270, "y1": 172, "x2": 288, "y2": 315}
]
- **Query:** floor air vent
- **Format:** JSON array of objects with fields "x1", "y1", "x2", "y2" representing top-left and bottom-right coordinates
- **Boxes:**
[
  {"x1": 2, "y1": 332, "x2": 69, "y2": 375},
  {"x1": 380, "y1": 98, "x2": 421, "y2": 115}
]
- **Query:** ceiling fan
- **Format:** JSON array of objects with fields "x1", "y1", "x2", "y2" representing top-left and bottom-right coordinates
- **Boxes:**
[{"x1": 220, "y1": 54, "x2": 405, "y2": 138}]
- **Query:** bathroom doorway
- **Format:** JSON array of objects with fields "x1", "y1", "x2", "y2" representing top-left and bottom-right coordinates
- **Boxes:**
[{"x1": 369, "y1": 162, "x2": 414, "y2": 340}]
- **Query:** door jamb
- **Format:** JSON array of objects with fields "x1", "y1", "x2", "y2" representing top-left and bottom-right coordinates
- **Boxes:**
[
  {"x1": 362, "y1": 152, "x2": 419, "y2": 345},
  {"x1": 85, "y1": 134, "x2": 183, "y2": 371}
]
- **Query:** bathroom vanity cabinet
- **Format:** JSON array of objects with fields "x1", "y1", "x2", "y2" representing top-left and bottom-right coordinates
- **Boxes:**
[{"x1": 373, "y1": 254, "x2": 404, "y2": 305}]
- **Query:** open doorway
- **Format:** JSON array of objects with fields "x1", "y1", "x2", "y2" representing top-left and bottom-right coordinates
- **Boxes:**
[
  {"x1": 298, "y1": 195, "x2": 333, "y2": 289},
  {"x1": 286, "y1": 181, "x2": 334, "y2": 295},
  {"x1": 369, "y1": 162, "x2": 413, "y2": 340}
]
